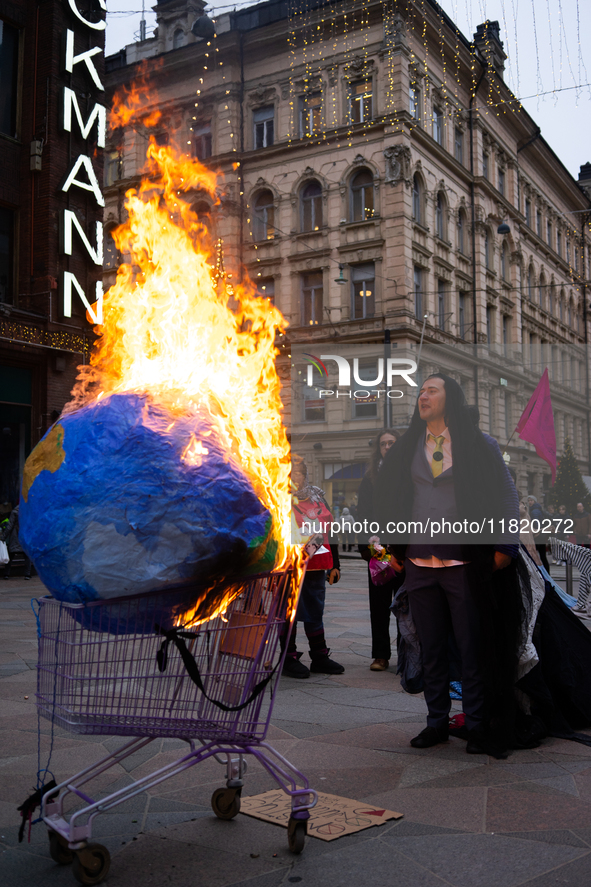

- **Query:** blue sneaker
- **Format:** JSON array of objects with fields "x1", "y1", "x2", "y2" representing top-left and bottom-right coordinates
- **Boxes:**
[{"x1": 449, "y1": 681, "x2": 462, "y2": 700}]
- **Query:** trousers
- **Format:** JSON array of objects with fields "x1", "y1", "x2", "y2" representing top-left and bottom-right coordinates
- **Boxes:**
[{"x1": 405, "y1": 560, "x2": 485, "y2": 732}]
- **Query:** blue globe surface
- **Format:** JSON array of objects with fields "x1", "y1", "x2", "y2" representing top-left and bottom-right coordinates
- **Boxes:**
[{"x1": 19, "y1": 392, "x2": 274, "y2": 605}]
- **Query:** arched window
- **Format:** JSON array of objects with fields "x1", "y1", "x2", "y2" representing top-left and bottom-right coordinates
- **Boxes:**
[
  {"x1": 412, "y1": 175, "x2": 421, "y2": 224},
  {"x1": 559, "y1": 289, "x2": 565, "y2": 322},
  {"x1": 435, "y1": 192, "x2": 445, "y2": 240},
  {"x1": 484, "y1": 229, "x2": 491, "y2": 269},
  {"x1": 252, "y1": 190, "x2": 275, "y2": 241},
  {"x1": 539, "y1": 273, "x2": 545, "y2": 308},
  {"x1": 173, "y1": 28, "x2": 184, "y2": 50},
  {"x1": 527, "y1": 265, "x2": 534, "y2": 300},
  {"x1": 568, "y1": 297, "x2": 573, "y2": 327},
  {"x1": 549, "y1": 282, "x2": 555, "y2": 316},
  {"x1": 501, "y1": 241, "x2": 509, "y2": 280},
  {"x1": 301, "y1": 180, "x2": 322, "y2": 232},
  {"x1": 103, "y1": 227, "x2": 120, "y2": 271},
  {"x1": 192, "y1": 201, "x2": 211, "y2": 223},
  {"x1": 350, "y1": 169, "x2": 374, "y2": 221},
  {"x1": 457, "y1": 209, "x2": 465, "y2": 254}
]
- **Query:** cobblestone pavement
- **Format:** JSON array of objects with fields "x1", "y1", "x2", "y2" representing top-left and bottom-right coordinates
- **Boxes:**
[{"x1": 1, "y1": 558, "x2": 590, "y2": 887}]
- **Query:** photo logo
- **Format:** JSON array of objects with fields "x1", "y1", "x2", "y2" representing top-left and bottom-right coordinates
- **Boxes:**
[{"x1": 304, "y1": 353, "x2": 329, "y2": 387}]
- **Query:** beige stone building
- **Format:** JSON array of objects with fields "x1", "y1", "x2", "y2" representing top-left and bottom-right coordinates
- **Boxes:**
[{"x1": 104, "y1": 0, "x2": 591, "y2": 510}]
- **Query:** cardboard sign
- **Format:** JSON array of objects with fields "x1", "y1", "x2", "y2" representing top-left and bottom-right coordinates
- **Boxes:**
[{"x1": 240, "y1": 789, "x2": 403, "y2": 841}]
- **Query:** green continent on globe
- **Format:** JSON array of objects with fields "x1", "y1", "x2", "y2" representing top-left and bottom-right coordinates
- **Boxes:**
[{"x1": 22, "y1": 423, "x2": 66, "y2": 502}]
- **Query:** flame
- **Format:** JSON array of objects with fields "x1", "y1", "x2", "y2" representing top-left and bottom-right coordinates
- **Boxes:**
[
  {"x1": 70, "y1": 114, "x2": 298, "y2": 579},
  {"x1": 181, "y1": 434, "x2": 209, "y2": 468},
  {"x1": 109, "y1": 59, "x2": 163, "y2": 130}
]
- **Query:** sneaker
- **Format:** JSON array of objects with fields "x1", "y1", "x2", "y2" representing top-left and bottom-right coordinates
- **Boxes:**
[
  {"x1": 370, "y1": 658, "x2": 389, "y2": 671},
  {"x1": 23, "y1": 576, "x2": 31, "y2": 581},
  {"x1": 281, "y1": 657, "x2": 310, "y2": 679},
  {"x1": 310, "y1": 655, "x2": 345, "y2": 675}
]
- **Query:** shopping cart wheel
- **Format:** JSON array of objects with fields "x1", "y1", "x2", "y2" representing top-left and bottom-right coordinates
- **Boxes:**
[
  {"x1": 72, "y1": 843, "x2": 111, "y2": 885},
  {"x1": 211, "y1": 787, "x2": 241, "y2": 820},
  {"x1": 48, "y1": 830, "x2": 74, "y2": 865},
  {"x1": 287, "y1": 817, "x2": 307, "y2": 854}
]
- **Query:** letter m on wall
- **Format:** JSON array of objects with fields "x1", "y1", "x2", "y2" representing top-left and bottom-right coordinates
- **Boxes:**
[{"x1": 62, "y1": 88, "x2": 106, "y2": 147}]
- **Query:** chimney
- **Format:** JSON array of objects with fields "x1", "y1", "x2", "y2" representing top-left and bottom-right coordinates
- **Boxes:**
[
  {"x1": 474, "y1": 20, "x2": 507, "y2": 78},
  {"x1": 578, "y1": 163, "x2": 591, "y2": 200}
]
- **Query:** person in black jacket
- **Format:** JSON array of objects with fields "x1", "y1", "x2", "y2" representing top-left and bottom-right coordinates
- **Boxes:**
[
  {"x1": 1, "y1": 505, "x2": 32, "y2": 580},
  {"x1": 357, "y1": 428, "x2": 402, "y2": 671}
]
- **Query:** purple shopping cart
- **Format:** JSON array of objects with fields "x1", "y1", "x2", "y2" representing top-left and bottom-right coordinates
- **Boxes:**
[{"x1": 35, "y1": 566, "x2": 317, "y2": 885}]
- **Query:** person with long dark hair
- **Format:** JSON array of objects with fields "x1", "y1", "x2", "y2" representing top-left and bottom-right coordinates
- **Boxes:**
[
  {"x1": 357, "y1": 428, "x2": 402, "y2": 671},
  {"x1": 375, "y1": 373, "x2": 520, "y2": 757}
]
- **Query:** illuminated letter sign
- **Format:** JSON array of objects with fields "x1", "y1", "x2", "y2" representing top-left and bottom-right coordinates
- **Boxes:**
[
  {"x1": 59, "y1": 2, "x2": 106, "y2": 323},
  {"x1": 62, "y1": 88, "x2": 106, "y2": 147}
]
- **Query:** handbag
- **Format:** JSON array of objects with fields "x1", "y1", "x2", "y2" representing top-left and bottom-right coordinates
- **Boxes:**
[
  {"x1": 0, "y1": 541, "x2": 9, "y2": 565},
  {"x1": 369, "y1": 555, "x2": 397, "y2": 586}
]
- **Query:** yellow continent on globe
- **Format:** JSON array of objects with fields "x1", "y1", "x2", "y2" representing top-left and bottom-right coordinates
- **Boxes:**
[{"x1": 22, "y1": 423, "x2": 66, "y2": 503}]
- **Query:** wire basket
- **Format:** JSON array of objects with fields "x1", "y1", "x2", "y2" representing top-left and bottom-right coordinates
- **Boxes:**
[{"x1": 36, "y1": 569, "x2": 297, "y2": 743}]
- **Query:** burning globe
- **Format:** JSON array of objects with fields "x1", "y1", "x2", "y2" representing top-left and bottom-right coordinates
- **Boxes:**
[{"x1": 19, "y1": 123, "x2": 293, "y2": 609}]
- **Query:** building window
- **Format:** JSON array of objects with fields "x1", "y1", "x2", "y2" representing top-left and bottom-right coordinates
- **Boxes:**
[
  {"x1": 256, "y1": 278, "x2": 274, "y2": 303},
  {"x1": 539, "y1": 276, "x2": 545, "y2": 307},
  {"x1": 350, "y1": 79, "x2": 372, "y2": 123},
  {"x1": 458, "y1": 291, "x2": 467, "y2": 339},
  {"x1": 433, "y1": 106, "x2": 443, "y2": 145},
  {"x1": 549, "y1": 283, "x2": 555, "y2": 316},
  {"x1": 486, "y1": 305, "x2": 493, "y2": 344},
  {"x1": 301, "y1": 180, "x2": 322, "y2": 232},
  {"x1": 351, "y1": 263, "x2": 375, "y2": 319},
  {"x1": 529, "y1": 334, "x2": 535, "y2": 369},
  {"x1": 457, "y1": 210, "x2": 465, "y2": 254},
  {"x1": 498, "y1": 167, "x2": 505, "y2": 196},
  {"x1": 303, "y1": 381, "x2": 325, "y2": 422},
  {"x1": 454, "y1": 128, "x2": 463, "y2": 164},
  {"x1": 155, "y1": 132, "x2": 169, "y2": 146},
  {"x1": 412, "y1": 175, "x2": 422, "y2": 224},
  {"x1": 435, "y1": 192, "x2": 445, "y2": 240},
  {"x1": 0, "y1": 206, "x2": 14, "y2": 304},
  {"x1": 254, "y1": 106, "x2": 274, "y2": 148},
  {"x1": 103, "y1": 227, "x2": 121, "y2": 271},
  {"x1": 0, "y1": 19, "x2": 19, "y2": 138},
  {"x1": 299, "y1": 93, "x2": 322, "y2": 136},
  {"x1": 409, "y1": 85, "x2": 420, "y2": 120},
  {"x1": 437, "y1": 279, "x2": 446, "y2": 329},
  {"x1": 502, "y1": 314, "x2": 510, "y2": 348},
  {"x1": 350, "y1": 169, "x2": 374, "y2": 221},
  {"x1": 501, "y1": 241, "x2": 508, "y2": 280},
  {"x1": 525, "y1": 198, "x2": 531, "y2": 227},
  {"x1": 484, "y1": 229, "x2": 491, "y2": 269},
  {"x1": 559, "y1": 291, "x2": 564, "y2": 321},
  {"x1": 192, "y1": 124, "x2": 212, "y2": 160},
  {"x1": 252, "y1": 189, "x2": 275, "y2": 241},
  {"x1": 536, "y1": 209, "x2": 542, "y2": 237},
  {"x1": 556, "y1": 230, "x2": 562, "y2": 257},
  {"x1": 527, "y1": 266, "x2": 534, "y2": 299},
  {"x1": 547, "y1": 220, "x2": 552, "y2": 247},
  {"x1": 104, "y1": 150, "x2": 122, "y2": 186},
  {"x1": 566, "y1": 238, "x2": 571, "y2": 264},
  {"x1": 504, "y1": 393, "x2": 512, "y2": 440},
  {"x1": 352, "y1": 361, "x2": 380, "y2": 418},
  {"x1": 414, "y1": 266, "x2": 422, "y2": 318},
  {"x1": 302, "y1": 271, "x2": 323, "y2": 326},
  {"x1": 483, "y1": 151, "x2": 489, "y2": 179},
  {"x1": 173, "y1": 28, "x2": 184, "y2": 49}
]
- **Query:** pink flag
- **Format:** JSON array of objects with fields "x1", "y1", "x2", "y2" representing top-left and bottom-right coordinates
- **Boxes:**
[{"x1": 516, "y1": 368, "x2": 557, "y2": 482}]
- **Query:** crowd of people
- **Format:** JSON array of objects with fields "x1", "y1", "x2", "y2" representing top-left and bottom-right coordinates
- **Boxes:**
[{"x1": 290, "y1": 372, "x2": 591, "y2": 758}]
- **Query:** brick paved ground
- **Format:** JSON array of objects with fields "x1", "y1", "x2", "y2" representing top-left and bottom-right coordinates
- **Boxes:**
[{"x1": 1, "y1": 557, "x2": 590, "y2": 887}]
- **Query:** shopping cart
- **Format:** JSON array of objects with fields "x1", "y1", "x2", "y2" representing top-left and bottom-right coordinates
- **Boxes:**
[{"x1": 35, "y1": 566, "x2": 317, "y2": 884}]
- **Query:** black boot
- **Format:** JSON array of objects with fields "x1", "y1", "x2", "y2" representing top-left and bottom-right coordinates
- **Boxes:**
[
  {"x1": 306, "y1": 626, "x2": 344, "y2": 674},
  {"x1": 280, "y1": 623, "x2": 310, "y2": 679}
]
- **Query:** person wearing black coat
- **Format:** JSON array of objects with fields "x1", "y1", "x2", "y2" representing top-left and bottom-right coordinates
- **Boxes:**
[
  {"x1": 357, "y1": 429, "x2": 402, "y2": 671},
  {"x1": 1, "y1": 505, "x2": 32, "y2": 579}
]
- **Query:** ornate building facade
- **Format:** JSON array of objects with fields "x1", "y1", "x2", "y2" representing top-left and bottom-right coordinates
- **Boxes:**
[{"x1": 104, "y1": 0, "x2": 591, "y2": 508}]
